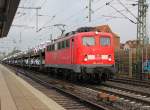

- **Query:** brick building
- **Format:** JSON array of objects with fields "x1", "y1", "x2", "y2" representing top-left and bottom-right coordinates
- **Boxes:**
[{"x1": 93, "y1": 25, "x2": 120, "y2": 49}]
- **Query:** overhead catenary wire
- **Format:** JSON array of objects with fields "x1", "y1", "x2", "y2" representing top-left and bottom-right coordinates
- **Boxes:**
[
  {"x1": 16, "y1": 0, "x2": 133, "y2": 34},
  {"x1": 101, "y1": 15, "x2": 127, "y2": 19},
  {"x1": 41, "y1": 0, "x2": 47, "y2": 7},
  {"x1": 116, "y1": 0, "x2": 141, "y2": 23},
  {"x1": 94, "y1": 0, "x2": 137, "y2": 24},
  {"x1": 6, "y1": 0, "x2": 142, "y2": 53},
  {"x1": 14, "y1": 12, "x2": 26, "y2": 20},
  {"x1": 23, "y1": 0, "x2": 40, "y2": 27},
  {"x1": 93, "y1": 0, "x2": 102, "y2": 3},
  {"x1": 58, "y1": 7, "x2": 88, "y2": 24},
  {"x1": 22, "y1": 0, "x2": 35, "y2": 22},
  {"x1": 11, "y1": 24, "x2": 35, "y2": 29},
  {"x1": 60, "y1": 0, "x2": 113, "y2": 26},
  {"x1": 93, "y1": 4, "x2": 106, "y2": 13},
  {"x1": 39, "y1": 0, "x2": 113, "y2": 31},
  {"x1": 102, "y1": 2, "x2": 137, "y2": 22},
  {"x1": 57, "y1": 0, "x2": 106, "y2": 24},
  {"x1": 14, "y1": 0, "x2": 36, "y2": 30},
  {"x1": 92, "y1": 0, "x2": 115, "y2": 14},
  {"x1": 36, "y1": 0, "x2": 88, "y2": 33},
  {"x1": 106, "y1": 2, "x2": 137, "y2": 24},
  {"x1": 68, "y1": 5, "x2": 136, "y2": 31},
  {"x1": 68, "y1": 0, "x2": 134, "y2": 29},
  {"x1": 67, "y1": 4, "x2": 107, "y2": 26},
  {"x1": 37, "y1": 15, "x2": 56, "y2": 32},
  {"x1": 19, "y1": 0, "x2": 28, "y2": 17}
]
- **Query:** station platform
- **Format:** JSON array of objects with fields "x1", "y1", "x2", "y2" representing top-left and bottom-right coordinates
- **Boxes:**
[{"x1": 0, "y1": 64, "x2": 66, "y2": 110}]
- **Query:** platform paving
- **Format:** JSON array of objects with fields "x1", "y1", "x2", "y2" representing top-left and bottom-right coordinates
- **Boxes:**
[{"x1": 0, "y1": 64, "x2": 66, "y2": 110}]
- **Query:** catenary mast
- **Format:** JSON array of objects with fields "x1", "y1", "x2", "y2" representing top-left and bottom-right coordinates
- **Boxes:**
[{"x1": 136, "y1": 0, "x2": 148, "y2": 79}]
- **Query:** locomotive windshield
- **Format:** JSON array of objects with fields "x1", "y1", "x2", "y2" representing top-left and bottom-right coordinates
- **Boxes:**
[
  {"x1": 100, "y1": 37, "x2": 110, "y2": 46},
  {"x1": 82, "y1": 37, "x2": 95, "y2": 46}
]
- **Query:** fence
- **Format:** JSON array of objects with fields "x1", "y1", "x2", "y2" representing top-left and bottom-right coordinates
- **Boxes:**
[{"x1": 115, "y1": 46, "x2": 150, "y2": 79}]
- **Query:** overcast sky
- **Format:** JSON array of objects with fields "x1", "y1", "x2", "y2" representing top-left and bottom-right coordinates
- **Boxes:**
[{"x1": 0, "y1": 0, "x2": 150, "y2": 53}]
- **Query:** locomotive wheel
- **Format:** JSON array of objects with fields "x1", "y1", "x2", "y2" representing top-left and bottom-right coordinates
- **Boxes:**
[{"x1": 69, "y1": 72, "x2": 77, "y2": 82}]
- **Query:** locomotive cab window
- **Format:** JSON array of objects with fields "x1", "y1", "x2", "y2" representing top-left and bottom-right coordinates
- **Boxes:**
[
  {"x1": 82, "y1": 37, "x2": 95, "y2": 46},
  {"x1": 100, "y1": 37, "x2": 110, "y2": 46}
]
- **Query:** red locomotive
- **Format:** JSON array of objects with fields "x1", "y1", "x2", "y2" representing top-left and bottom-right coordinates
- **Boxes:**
[
  {"x1": 3, "y1": 27, "x2": 115, "y2": 83},
  {"x1": 45, "y1": 31, "x2": 115, "y2": 82}
]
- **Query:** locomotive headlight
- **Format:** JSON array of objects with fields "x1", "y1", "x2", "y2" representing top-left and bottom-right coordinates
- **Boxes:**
[
  {"x1": 84, "y1": 58, "x2": 88, "y2": 61},
  {"x1": 108, "y1": 55, "x2": 112, "y2": 61},
  {"x1": 95, "y1": 31, "x2": 99, "y2": 35},
  {"x1": 84, "y1": 55, "x2": 88, "y2": 61},
  {"x1": 108, "y1": 58, "x2": 112, "y2": 61}
]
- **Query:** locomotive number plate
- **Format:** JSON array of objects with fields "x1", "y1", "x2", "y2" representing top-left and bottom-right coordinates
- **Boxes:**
[
  {"x1": 87, "y1": 55, "x2": 95, "y2": 60},
  {"x1": 101, "y1": 55, "x2": 108, "y2": 59}
]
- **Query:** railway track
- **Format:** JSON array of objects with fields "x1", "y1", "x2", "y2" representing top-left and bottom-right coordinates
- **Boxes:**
[
  {"x1": 8, "y1": 66, "x2": 116, "y2": 110},
  {"x1": 109, "y1": 78, "x2": 150, "y2": 88},
  {"x1": 102, "y1": 83, "x2": 150, "y2": 97},
  {"x1": 92, "y1": 85, "x2": 150, "y2": 107},
  {"x1": 20, "y1": 74, "x2": 95, "y2": 110},
  {"x1": 6, "y1": 65, "x2": 150, "y2": 110}
]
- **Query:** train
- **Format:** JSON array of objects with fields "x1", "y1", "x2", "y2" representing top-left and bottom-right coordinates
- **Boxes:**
[{"x1": 2, "y1": 27, "x2": 115, "y2": 83}]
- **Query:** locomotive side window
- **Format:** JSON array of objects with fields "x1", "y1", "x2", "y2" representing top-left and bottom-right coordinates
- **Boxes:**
[
  {"x1": 62, "y1": 41, "x2": 65, "y2": 48},
  {"x1": 55, "y1": 43, "x2": 58, "y2": 50},
  {"x1": 66, "y1": 39, "x2": 70, "y2": 47},
  {"x1": 82, "y1": 37, "x2": 95, "y2": 46},
  {"x1": 47, "y1": 44, "x2": 55, "y2": 51},
  {"x1": 58, "y1": 42, "x2": 61, "y2": 49},
  {"x1": 60, "y1": 42, "x2": 63, "y2": 49},
  {"x1": 51, "y1": 44, "x2": 55, "y2": 50},
  {"x1": 57, "y1": 39, "x2": 70, "y2": 50},
  {"x1": 47, "y1": 45, "x2": 51, "y2": 51},
  {"x1": 100, "y1": 37, "x2": 110, "y2": 46}
]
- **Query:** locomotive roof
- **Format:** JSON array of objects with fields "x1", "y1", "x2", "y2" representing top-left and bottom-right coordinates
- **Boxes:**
[
  {"x1": 46, "y1": 26, "x2": 114, "y2": 46},
  {"x1": 48, "y1": 31, "x2": 113, "y2": 45}
]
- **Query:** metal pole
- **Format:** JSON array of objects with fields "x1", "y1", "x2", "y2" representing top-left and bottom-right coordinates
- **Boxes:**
[
  {"x1": 36, "y1": 8, "x2": 39, "y2": 32},
  {"x1": 18, "y1": 7, "x2": 41, "y2": 32},
  {"x1": 136, "y1": 0, "x2": 148, "y2": 79},
  {"x1": 89, "y1": 0, "x2": 92, "y2": 22},
  {"x1": 129, "y1": 49, "x2": 132, "y2": 78},
  {"x1": 142, "y1": 48, "x2": 144, "y2": 74},
  {"x1": 19, "y1": 32, "x2": 22, "y2": 43}
]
